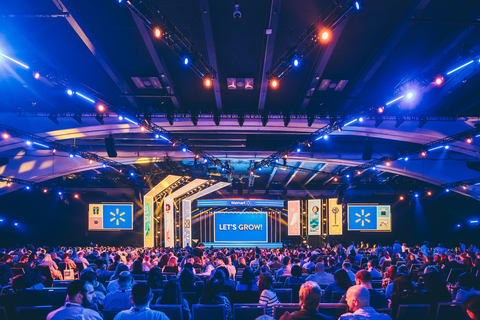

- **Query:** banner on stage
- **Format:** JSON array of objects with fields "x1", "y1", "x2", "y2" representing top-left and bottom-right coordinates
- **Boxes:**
[
  {"x1": 182, "y1": 200, "x2": 192, "y2": 248},
  {"x1": 214, "y1": 212, "x2": 267, "y2": 242},
  {"x1": 197, "y1": 199, "x2": 284, "y2": 207},
  {"x1": 348, "y1": 204, "x2": 391, "y2": 231},
  {"x1": 328, "y1": 199, "x2": 343, "y2": 235},
  {"x1": 288, "y1": 200, "x2": 301, "y2": 236},
  {"x1": 143, "y1": 197, "x2": 154, "y2": 247},
  {"x1": 89, "y1": 203, "x2": 133, "y2": 231},
  {"x1": 164, "y1": 198, "x2": 174, "y2": 247},
  {"x1": 308, "y1": 199, "x2": 321, "y2": 235}
]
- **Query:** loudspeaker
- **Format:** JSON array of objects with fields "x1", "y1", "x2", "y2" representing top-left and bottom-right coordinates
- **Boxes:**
[
  {"x1": 362, "y1": 139, "x2": 373, "y2": 160},
  {"x1": 0, "y1": 157, "x2": 8, "y2": 166},
  {"x1": 105, "y1": 135, "x2": 117, "y2": 158}
]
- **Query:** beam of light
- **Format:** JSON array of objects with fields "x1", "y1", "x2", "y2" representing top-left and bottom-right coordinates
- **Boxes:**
[
  {"x1": 124, "y1": 117, "x2": 138, "y2": 125},
  {"x1": 344, "y1": 119, "x2": 358, "y2": 126},
  {"x1": 159, "y1": 135, "x2": 169, "y2": 141},
  {"x1": 446, "y1": 60, "x2": 474, "y2": 75},
  {"x1": 428, "y1": 146, "x2": 443, "y2": 151},
  {"x1": 470, "y1": 220, "x2": 479, "y2": 224},
  {"x1": 33, "y1": 142, "x2": 50, "y2": 148},
  {"x1": 75, "y1": 92, "x2": 95, "y2": 103},
  {"x1": 0, "y1": 53, "x2": 30, "y2": 69},
  {"x1": 386, "y1": 95, "x2": 404, "y2": 106}
]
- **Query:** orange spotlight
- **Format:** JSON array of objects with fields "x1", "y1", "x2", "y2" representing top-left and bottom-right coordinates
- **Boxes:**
[
  {"x1": 463, "y1": 185, "x2": 467, "y2": 190},
  {"x1": 386, "y1": 161, "x2": 391, "y2": 166},
  {"x1": 270, "y1": 79, "x2": 278, "y2": 89},
  {"x1": 34, "y1": 72, "x2": 40, "y2": 79},
  {"x1": 427, "y1": 191, "x2": 432, "y2": 196},
  {"x1": 204, "y1": 78, "x2": 212, "y2": 87},
  {"x1": 97, "y1": 104, "x2": 105, "y2": 112},
  {"x1": 43, "y1": 189, "x2": 48, "y2": 193},
  {"x1": 74, "y1": 194, "x2": 79, "y2": 199},
  {"x1": 435, "y1": 76, "x2": 443, "y2": 85},
  {"x1": 195, "y1": 154, "x2": 200, "y2": 159},
  {"x1": 283, "y1": 154, "x2": 288, "y2": 159},
  {"x1": 421, "y1": 151, "x2": 427, "y2": 157},
  {"x1": 2, "y1": 133, "x2": 9, "y2": 139},
  {"x1": 378, "y1": 106, "x2": 384, "y2": 113},
  {"x1": 154, "y1": 27, "x2": 162, "y2": 38},
  {"x1": 319, "y1": 29, "x2": 331, "y2": 42},
  {"x1": 89, "y1": 160, "x2": 93, "y2": 164},
  {"x1": 333, "y1": 177, "x2": 338, "y2": 182},
  {"x1": 52, "y1": 149, "x2": 56, "y2": 154},
  {"x1": 399, "y1": 196, "x2": 404, "y2": 201},
  {"x1": 357, "y1": 170, "x2": 361, "y2": 175},
  {"x1": 7, "y1": 183, "x2": 11, "y2": 187},
  {"x1": 467, "y1": 137, "x2": 473, "y2": 143},
  {"x1": 140, "y1": 126, "x2": 145, "y2": 131}
]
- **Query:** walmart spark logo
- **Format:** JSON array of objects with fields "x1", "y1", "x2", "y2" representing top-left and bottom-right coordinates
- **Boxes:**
[
  {"x1": 355, "y1": 209, "x2": 371, "y2": 227},
  {"x1": 110, "y1": 208, "x2": 126, "y2": 226}
]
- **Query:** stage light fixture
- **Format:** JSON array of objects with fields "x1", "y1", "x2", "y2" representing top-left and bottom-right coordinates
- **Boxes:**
[
  {"x1": 333, "y1": 177, "x2": 338, "y2": 182},
  {"x1": 385, "y1": 161, "x2": 391, "y2": 166},
  {"x1": 444, "y1": 145, "x2": 450, "y2": 149},
  {"x1": 204, "y1": 78, "x2": 212, "y2": 87},
  {"x1": 293, "y1": 57, "x2": 299, "y2": 67},
  {"x1": 427, "y1": 191, "x2": 432, "y2": 196},
  {"x1": 52, "y1": 149, "x2": 56, "y2": 154},
  {"x1": 118, "y1": 115, "x2": 124, "y2": 121},
  {"x1": 69, "y1": 154, "x2": 74, "y2": 158},
  {"x1": 372, "y1": 166, "x2": 376, "y2": 170},
  {"x1": 102, "y1": 164, "x2": 107, "y2": 168},
  {"x1": 261, "y1": 114, "x2": 268, "y2": 127},
  {"x1": 14, "y1": 223, "x2": 18, "y2": 226},
  {"x1": 130, "y1": 172, "x2": 134, "y2": 177},
  {"x1": 2, "y1": 133, "x2": 9, "y2": 139},
  {"x1": 140, "y1": 126, "x2": 145, "y2": 131},
  {"x1": 74, "y1": 194, "x2": 79, "y2": 199},
  {"x1": 435, "y1": 76, "x2": 443, "y2": 85},
  {"x1": 48, "y1": 114, "x2": 59, "y2": 125},
  {"x1": 34, "y1": 72, "x2": 40, "y2": 79},
  {"x1": 26, "y1": 140, "x2": 32, "y2": 146},
  {"x1": 467, "y1": 137, "x2": 473, "y2": 143},
  {"x1": 213, "y1": 114, "x2": 220, "y2": 126},
  {"x1": 95, "y1": 114, "x2": 104, "y2": 125},
  {"x1": 183, "y1": 57, "x2": 189, "y2": 65},
  {"x1": 154, "y1": 27, "x2": 161, "y2": 38},
  {"x1": 283, "y1": 114, "x2": 290, "y2": 127},
  {"x1": 73, "y1": 113, "x2": 83, "y2": 125},
  {"x1": 399, "y1": 196, "x2": 404, "y2": 201},
  {"x1": 270, "y1": 79, "x2": 278, "y2": 88},
  {"x1": 307, "y1": 114, "x2": 315, "y2": 127},
  {"x1": 414, "y1": 193, "x2": 419, "y2": 198},
  {"x1": 357, "y1": 170, "x2": 361, "y2": 175},
  {"x1": 359, "y1": 117, "x2": 364, "y2": 122},
  {"x1": 191, "y1": 113, "x2": 198, "y2": 126},
  {"x1": 296, "y1": 148, "x2": 301, "y2": 152},
  {"x1": 420, "y1": 151, "x2": 426, "y2": 157},
  {"x1": 445, "y1": 188, "x2": 450, "y2": 193},
  {"x1": 463, "y1": 185, "x2": 467, "y2": 190},
  {"x1": 405, "y1": 91, "x2": 414, "y2": 100},
  {"x1": 26, "y1": 186, "x2": 30, "y2": 190},
  {"x1": 67, "y1": 89, "x2": 74, "y2": 96},
  {"x1": 355, "y1": 0, "x2": 363, "y2": 10},
  {"x1": 58, "y1": 191, "x2": 62, "y2": 195},
  {"x1": 238, "y1": 114, "x2": 245, "y2": 127},
  {"x1": 43, "y1": 189, "x2": 48, "y2": 193},
  {"x1": 97, "y1": 104, "x2": 105, "y2": 112},
  {"x1": 182, "y1": 147, "x2": 187, "y2": 152},
  {"x1": 378, "y1": 106, "x2": 384, "y2": 113},
  {"x1": 320, "y1": 29, "x2": 330, "y2": 41},
  {"x1": 7, "y1": 183, "x2": 11, "y2": 187}
]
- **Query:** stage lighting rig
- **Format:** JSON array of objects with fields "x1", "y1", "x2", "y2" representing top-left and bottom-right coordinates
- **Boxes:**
[{"x1": 123, "y1": 0, "x2": 217, "y2": 80}]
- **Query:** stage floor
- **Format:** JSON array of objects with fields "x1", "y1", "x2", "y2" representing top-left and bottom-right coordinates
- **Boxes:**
[{"x1": 203, "y1": 242, "x2": 283, "y2": 249}]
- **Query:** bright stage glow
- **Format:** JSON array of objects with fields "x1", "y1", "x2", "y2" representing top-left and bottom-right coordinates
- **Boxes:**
[
  {"x1": 445, "y1": 189, "x2": 450, "y2": 193},
  {"x1": 414, "y1": 193, "x2": 419, "y2": 198},
  {"x1": 355, "y1": 1, "x2": 361, "y2": 10},
  {"x1": 444, "y1": 145, "x2": 449, "y2": 149},
  {"x1": 0, "y1": 53, "x2": 30, "y2": 69},
  {"x1": 58, "y1": 191, "x2": 62, "y2": 195},
  {"x1": 26, "y1": 186, "x2": 30, "y2": 190},
  {"x1": 118, "y1": 115, "x2": 124, "y2": 120},
  {"x1": 97, "y1": 104, "x2": 105, "y2": 112},
  {"x1": 34, "y1": 72, "x2": 40, "y2": 79},
  {"x1": 435, "y1": 76, "x2": 443, "y2": 85},
  {"x1": 296, "y1": 148, "x2": 301, "y2": 152},
  {"x1": 69, "y1": 154, "x2": 74, "y2": 158},
  {"x1": 359, "y1": 117, "x2": 364, "y2": 122},
  {"x1": 428, "y1": 146, "x2": 443, "y2": 151},
  {"x1": 103, "y1": 164, "x2": 107, "y2": 168},
  {"x1": 293, "y1": 58, "x2": 299, "y2": 67},
  {"x1": 344, "y1": 119, "x2": 358, "y2": 126},
  {"x1": 67, "y1": 89, "x2": 74, "y2": 96},
  {"x1": 184, "y1": 57, "x2": 189, "y2": 65},
  {"x1": 346, "y1": 174, "x2": 350, "y2": 178},
  {"x1": 204, "y1": 78, "x2": 212, "y2": 87},
  {"x1": 124, "y1": 117, "x2": 138, "y2": 125},
  {"x1": 75, "y1": 92, "x2": 95, "y2": 103},
  {"x1": 320, "y1": 30, "x2": 330, "y2": 41},
  {"x1": 399, "y1": 196, "x2": 404, "y2": 201},
  {"x1": 154, "y1": 27, "x2": 161, "y2": 38},
  {"x1": 446, "y1": 60, "x2": 473, "y2": 75},
  {"x1": 386, "y1": 95, "x2": 404, "y2": 106},
  {"x1": 404, "y1": 157, "x2": 409, "y2": 161},
  {"x1": 378, "y1": 106, "x2": 384, "y2": 113},
  {"x1": 405, "y1": 91, "x2": 414, "y2": 100},
  {"x1": 2, "y1": 133, "x2": 9, "y2": 139},
  {"x1": 182, "y1": 147, "x2": 187, "y2": 152},
  {"x1": 271, "y1": 79, "x2": 278, "y2": 88}
]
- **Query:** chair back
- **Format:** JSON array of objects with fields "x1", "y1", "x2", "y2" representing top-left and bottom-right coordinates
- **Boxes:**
[
  {"x1": 38, "y1": 266, "x2": 54, "y2": 287},
  {"x1": 436, "y1": 302, "x2": 468, "y2": 320},
  {"x1": 75, "y1": 262, "x2": 84, "y2": 272},
  {"x1": 331, "y1": 291, "x2": 344, "y2": 303},
  {"x1": 192, "y1": 304, "x2": 226, "y2": 320},
  {"x1": 182, "y1": 292, "x2": 197, "y2": 307},
  {"x1": 287, "y1": 284, "x2": 302, "y2": 303},
  {"x1": 152, "y1": 289, "x2": 164, "y2": 303},
  {"x1": 396, "y1": 304, "x2": 430, "y2": 320},
  {"x1": 194, "y1": 267, "x2": 202, "y2": 274},
  {"x1": 53, "y1": 280, "x2": 73, "y2": 287},
  {"x1": 317, "y1": 303, "x2": 348, "y2": 319},
  {"x1": 103, "y1": 309, "x2": 123, "y2": 320},
  {"x1": 58, "y1": 262, "x2": 67, "y2": 272},
  {"x1": 371, "y1": 280, "x2": 383, "y2": 289},
  {"x1": 396, "y1": 261, "x2": 406, "y2": 266},
  {"x1": 11, "y1": 268, "x2": 25, "y2": 276},
  {"x1": 275, "y1": 288, "x2": 292, "y2": 303},
  {"x1": 0, "y1": 307, "x2": 7, "y2": 320},
  {"x1": 163, "y1": 272, "x2": 177, "y2": 279},
  {"x1": 132, "y1": 274, "x2": 146, "y2": 281},
  {"x1": 233, "y1": 304, "x2": 265, "y2": 320},
  {"x1": 278, "y1": 275, "x2": 289, "y2": 284},
  {"x1": 16, "y1": 306, "x2": 52, "y2": 320},
  {"x1": 151, "y1": 304, "x2": 183, "y2": 320},
  {"x1": 272, "y1": 303, "x2": 301, "y2": 320},
  {"x1": 43, "y1": 288, "x2": 68, "y2": 309},
  {"x1": 377, "y1": 308, "x2": 392, "y2": 316},
  {"x1": 382, "y1": 260, "x2": 392, "y2": 271},
  {"x1": 230, "y1": 290, "x2": 259, "y2": 304},
  {"x1": 446, "y1": 268, "x2": 465, "y2": 284},
  {"x1": 272, "y1": 281, "x2": 282, "y2": 288}
]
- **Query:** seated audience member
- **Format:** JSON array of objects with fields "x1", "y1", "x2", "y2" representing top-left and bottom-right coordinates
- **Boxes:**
[
  {"x1": 214, "y1": 267, "x2": 236, "y2": 293},
  {"x1": 236, "y1": 257, "x2": 248, "y2": 271},
  {"x1": 379, "y1": 252, "x2": 391, "y2": 269},
  {"x1": 270, "y1": 256, "x2": 283, "y2": 269},
  {"x1": 113, "y1": 283, "x2": 169, "y2": 320},
  {"x1": 422, "y1": 269, "x2": 451, "y2": 309},
  {"x1": 225, "y1": 256, "x2": 236, "y2": 280},
  {"x1": 236, "y1": 267, "x2": 258, "y2": 291},
  {"x1": 162, "y1": 256, "x2": 180, "y2": 274},
  {"x1": 108, "y1": 264, "x2": 130, "y2": 292},
  {"x1": 193, "y1": 243, "x2": 204, "y2": 258},
  {"x1": 104, "y1": 271, "x2": 134, "y2": 310},
  {"x1": 339, "y1": 285, "x2": 392, "y2": 320},
  {"x1": 96, "y1": 259, "x2": 114, "y2": 284},
  {"x1": 40, "y1": 253, "x2": 63, "y2": 280},
  {"x1": 63, "y1": 252, "x2": 77, "y2": 270},
  {"x1": 193, "y1": 257, "x2": 204, "y2": 272},
  {"x1": 405, "y1": 253, "x2": 420, "y2": 268},
  {"x1": 455, "y1": 272, "x2": 480, "y2": 302},
  {"x1": 284, "y1": 265, "x2": 306, "y2": 287},
  {"x1": 442, "y1": 253, "x2": 464, "y2": 277},
  {"x1": 147, "y1": 267, "x2": 164, "y2": 290},
  {"x1": 390, "y1": 274, "x2": 425, "y2": 317},
  {"x1": 326, "y1": 258, "x2": 340, "y2": 274},
  {"x1": 131, "y1": 259, "x2": 146, "y2": 274},
  {"x1": 199, "y1": 278, "x2": 233, "y2": 320},
  {"x1": 418, "y1": 255, "x2": 435, "y2": 272},
  {"x1": 306, "y1": 262, "x2": 335, "y2": 287},
  {"x1": 342, "y1": 262, "x2": 356, "y2": 283},
  {"x1": 0, "y1": 275, "x2": 53, "y2": 320},
  {"x1": 80, "y1": 270, "x2": 107, "y2": 310},
  {"x1": 464, "y1": 295, "x2": 480, "y2": 320},
  {"x1": 324, "y1": 269, "x2": 353, "y2": 303},
  {"x1": 293, "y1": 258, "x2": 308, "y2": 274},
  {"x1": 13, "y1": 255, "x2": 31, "y2": 271},
  {"x1": 258, "y1": 273, "x2": 280, "y2": 317},
  {"x1": 351, "y1": 270, "x2": 388, "y2": 309},
  {"x1": 47, "y1": 280, "x2": 102, "y2": 320},
  {"x1": 276, "y1": 257, "x2": 292, "y2": 280},
  {"x1": 366, "y1": 260, "x2": 382, "y2": 279},
  {"x1": 108, "y1": 255, "x2": 122, "y2": 271},
  {"x1": 75, "y1": 251, "x2": 90, "y2": 269},
  {"x1": 382, "y1": 266, "x2": 397, "y2": 291},
  {"x1": 0, "y1": 255, "x2": 14, "y2": 286},
  {"x1": 279, "y1": 281, "x2": 334, "y2": 320},
  {"x1": 25, "y1": 267, "x2": 45, "y2": 290},
  {"x1": 157, "y1": 279, "x2": 191, "y2": 320}
]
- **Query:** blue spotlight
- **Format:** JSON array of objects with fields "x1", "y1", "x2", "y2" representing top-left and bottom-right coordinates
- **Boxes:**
[
  {"x1": 404, "y1": 157, "x2": 409, "y2": 161},
  {"x1": 372, "y1": 166, "x2": 376, "y2": 170},
  {"x1": 293, "y1": 58, "x2": 299, "y2": 67},
  {"x1": 359, "y1": 117, "x2": 364, "y2": 122},
  {"x1": 26, "y1": 186, "x2": 30, "y2": 190},
  {"x1": 118, "y1": 115, "x2": 124, "y2": 120},
  {"x1": 346, "y1": 174, "x2": 350, "y2": 178},
  {"x1": 355, "y1": 1, "x2": 361, "y2": 10},
  {"x1": 324, "y1": 134, "x2": 328, "y2": 139},
  {"x1": 102, "y1": 164, "x2": 107, "y2": 168},
  {"x1": 69, "y1": 154, "x2": 74, "y2": 158},
  {"x1": 67, "y1": 89, "x2": 74, "y2": 96},
  {"x1": 296, "y1": 148, "x2": 301, "y2": 152},
  {"x1": 155, "y1": 134, "x2": 160, "y2": 139},
  {"x1": 182, "y1": 147, "x2": 187, "y2": 152},
  {"x1": 26, "y1": 140, "x2": 32, "y2": 146},
  {"x1": 130, "y1": 172, "x2": 134, "y2": 177},
  {"x1": 405, "y1": 91, "x2": 414, "y2": 100},
  {"x1": 444, "y1": 145, "x2": 450, "y2": 149},
  {"x1": 445, "y1": 188, "x2": 450, "y2": 193},
  {"x1": 204, "y1": 158, "x2": 208, "y2": 164},
  {"x1": 58, "y1": 191, "x2": 62, "y2": 195},
  {"x1": 457, "y1": 224, "x2": 461, "y2": 228},
  {"x1": 14, "y1": 222, "x2": 18, "y2": 226},
  {"x1": 259, "y1": 167, "x2": 262, "y2": 171},
  {"x1": 414, "y1": 193, "x2": 419, "y2": 198},
  {"x1": 184, "y1": 57, "x2": 189, "y2": 65},
  {"x1": 0, "y1": 53, "x2": 30, "y2": 69}
]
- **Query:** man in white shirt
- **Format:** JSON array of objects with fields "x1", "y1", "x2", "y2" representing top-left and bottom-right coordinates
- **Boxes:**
[
  {"x1": 75, "y1": 251, "x2": 90, "y2": 270},
  {"x1": 114, "y1": 283, "x2": 170, "y2": 320},
  {"x1": 339, "y1": 285, "x2": 392, "y2": 320},
  {"x1": 306, "y1": 263, "x2": 335, "y2": 286},
  {"x1": 47, "y1": 280, "x2": 102, "y2": 320},
  {"x1": 104, "y1": 271, "x2": 134, "y2": 310}
]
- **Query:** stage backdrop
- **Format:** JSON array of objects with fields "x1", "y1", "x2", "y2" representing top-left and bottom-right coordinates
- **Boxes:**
[
  {"x1": 348, "y1": 204, "x2": 391, "y2": 231},
  {"x1": 288, "y1": 200, "x2": 301, "y2": 236},
  {"x1": 308, "y1": 200, "x2": 321, "y2": 235},
  {"x1": 88, "y1": 203, "x2": 133, "y2": 231},
  {"x1": 214, "y1": 212, "x2": 267, "y2": 242}
]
